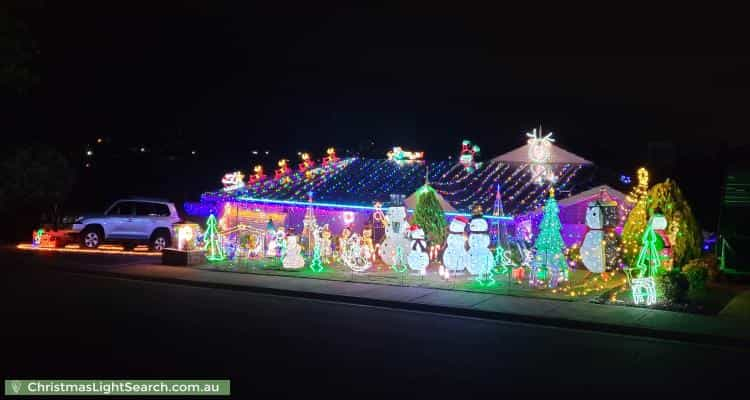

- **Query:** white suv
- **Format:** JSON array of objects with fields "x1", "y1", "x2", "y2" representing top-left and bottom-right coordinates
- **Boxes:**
[{"x1": 72, "y1": 199, "x2": 181, "y2": 251}]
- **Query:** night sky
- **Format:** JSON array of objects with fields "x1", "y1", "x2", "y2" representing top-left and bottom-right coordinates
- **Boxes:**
[{"x1": 6, "y1": 3, "x2": 750, "y2": 227}]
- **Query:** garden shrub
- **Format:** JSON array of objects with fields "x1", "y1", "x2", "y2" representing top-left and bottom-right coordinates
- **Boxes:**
[
  {"x1": 683, "y1": 266, "x2": 708, "y2": 294},
  {"x1": 656, "y1": 269, "x2": 689, "y2": 303}
]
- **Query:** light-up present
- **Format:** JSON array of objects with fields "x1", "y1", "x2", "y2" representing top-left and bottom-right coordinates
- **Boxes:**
[{"x1": 172, "y1": 222, "x2": 200, "y2": 251}]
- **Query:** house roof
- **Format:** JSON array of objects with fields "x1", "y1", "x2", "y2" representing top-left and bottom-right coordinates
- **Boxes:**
[
  {"x1": 489, "y1": 142, "x2": 593, "y2": 165},
  {"x1": 404, "y1": 185, "x2": 457, "y2": 212},
  {"x1": 557, "y1": 185, "x2": 626, "y2": 207}
]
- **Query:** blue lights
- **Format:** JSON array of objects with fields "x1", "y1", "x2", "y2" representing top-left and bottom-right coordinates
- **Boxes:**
[{"x1": 232, "y1": 195, "x2": 514, "y2": 221}]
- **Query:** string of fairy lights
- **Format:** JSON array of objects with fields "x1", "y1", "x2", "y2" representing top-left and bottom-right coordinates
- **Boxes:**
[{"x1": 202, "y1": 157, "x2": 593, "y2": 217}]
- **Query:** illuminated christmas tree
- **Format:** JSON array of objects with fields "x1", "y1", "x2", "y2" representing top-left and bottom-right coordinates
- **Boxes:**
[
  {"x1": 532, "y1": 188, "x2": 567, "y2": 276},
  {"x1": 412, "y1": 184, "x2": 447, "y2": 246},
  {"x1": 309, "y1": 244, "x2": 324, "y2": 273},
  {"x1": 634, "y1": 217, "x2": 662, "y2": 278},
  {"x1": 622, "y1": 178, "x2": 701, "y2": 267},
  {"x1": 204, "y1": 213, "x2": 225, "y2": 261}
]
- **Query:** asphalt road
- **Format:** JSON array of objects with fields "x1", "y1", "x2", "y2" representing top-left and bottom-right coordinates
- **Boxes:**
[{"x1": 1, "y1": 251, "x2": 748, "y2": 396}]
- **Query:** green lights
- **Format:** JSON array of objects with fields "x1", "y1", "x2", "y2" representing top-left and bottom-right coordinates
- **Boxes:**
[{"x1": 204, "y1": 214, "x2": 225, "y2": 262}]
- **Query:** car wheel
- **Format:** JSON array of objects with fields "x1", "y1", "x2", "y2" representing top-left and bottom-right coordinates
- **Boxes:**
[
  {"x1": 150, "y1": 231, "x2": 170, "y2": 251},
  {"x1": 81, "y1": 228, "x2": 102, "y2": 249}
]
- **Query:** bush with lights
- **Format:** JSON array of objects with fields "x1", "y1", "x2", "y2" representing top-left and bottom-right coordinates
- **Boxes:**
[{"x1": 622, "y1": 178, "x2": 701, "y2": 269}]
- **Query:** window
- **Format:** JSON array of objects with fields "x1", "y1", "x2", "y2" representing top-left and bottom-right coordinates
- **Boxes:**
[
  {"x1": 135, "y1": 202, "x2": 170, "y2": 217},
  {"x1": 109, "y1": 201, "x2": 136, "y2": 216}
]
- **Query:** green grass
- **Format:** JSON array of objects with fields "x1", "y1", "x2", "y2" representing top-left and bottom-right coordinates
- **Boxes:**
[
  {"x1": 197, "y1": 257, "x2": 626, "y2": 302},
  {"x1": 601, "y1": 285, "x2": 736, "y2": 315}
]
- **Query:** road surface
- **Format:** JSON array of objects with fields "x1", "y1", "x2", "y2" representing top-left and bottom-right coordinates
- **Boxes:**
[{"x1": 1, "y1": 251, "x2": 747, "y2": 396}]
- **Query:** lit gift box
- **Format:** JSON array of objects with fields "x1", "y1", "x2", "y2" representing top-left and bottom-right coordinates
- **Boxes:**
[{"x1": 172, "y1": 222, "x2": 201, "y2": 251}]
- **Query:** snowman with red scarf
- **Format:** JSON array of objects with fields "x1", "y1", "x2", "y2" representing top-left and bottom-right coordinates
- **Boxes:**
[{"x1": 407, "y1": 224, "x2": 430, "y2": 274}]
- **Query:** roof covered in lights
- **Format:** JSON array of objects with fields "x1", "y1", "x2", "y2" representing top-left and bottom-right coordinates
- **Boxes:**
[{"x1": 197, "y1": 143, "x2": 598, "y2": 216}]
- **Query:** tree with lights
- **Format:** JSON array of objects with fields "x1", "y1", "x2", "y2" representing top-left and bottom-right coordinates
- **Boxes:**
[
  {"x1": 204, "y1": 214, "x2": 225, "y2": 261},
  {"x1": 309, "y1": 243, "x2": 324, "y2": 273},
  {"x1": 532, "y1": 188, "x2": 567, "y2": 282},
  {"x1": 634, "y1": 215, "x2": 663, "y2": 277},
  {"x1": 622, "y1": 178, "x2": 701, "y2": 267},
  {"x1": 626, "y1": 167, "x2": 650, "y2": 205},
  {"x1": 411, "y1": 185, "x2": 447, "y2": 247}
]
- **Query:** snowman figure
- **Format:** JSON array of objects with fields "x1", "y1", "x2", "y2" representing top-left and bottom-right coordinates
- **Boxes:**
[
  {"x1": 282, "y1": 235, "x2": 305, "y2": 269},
  {"x1": 581, "y1": 197, "x2": 619, "y2": 273},
  {"x1": 378, "y1": 206, "x2": 411, "y2": 265},
  {"x1": 443, "y1": 216, "x2": 468, "y2": 272},
  {"x1": 407, "y1": 225, "x2": 430, "y2": 274},
  {"x1": 467, "y1": 211, "x2": 493, "y2": 276}
]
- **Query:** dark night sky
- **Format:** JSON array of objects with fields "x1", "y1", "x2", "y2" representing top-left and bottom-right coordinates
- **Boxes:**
[{"x1": 5, "y1": 2, "x2": 750, "y2": 227}]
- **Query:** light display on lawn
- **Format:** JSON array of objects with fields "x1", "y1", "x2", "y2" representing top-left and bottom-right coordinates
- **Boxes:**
[
  {"x1": 204, "y1": 214, "x2": 225, "y2": 261},
  {"x1": 319, "y1": 225, "x2": 333, "y2": 263},
  {"x1": 625, "y1": 214, "x2": 666, "y2": 305},
  {"x1": 282, "y1": 235, "x2": 305, "y2": 269},
  {"x1": 342, "y1": 234, "x2": 372, "y2": 272},
  {"x1": 407, "y1": 225, "x2": 429, "y2": 274},
  {"x1": 580, "y1": 192, "x2": 621, "y2": 273},
  {"x1": 494, "y1": 245, "x2": 514, "y2": 274},
  {"x1": 467, "y1": 205, "x2": 494, "y2": 282},
  {"x1": 634, "y1": 214, "x2": 667, "y2": 278},
  {"x1": 631, "y1": 277, "x2": 657, "y2": 306},
  {"x1": 174, "y1": 135, "x2": 639, "y2": 298},
  {"x1": 443, "y1": 216, "x2": 468, "y2": 272},
  {"x1": 378, "y1": 206, "x2": 411, "y2": 265},
  {"x1": 411, "y1": 184, "x2": 448, "y2": 248},
  {"x1": 309, "y1": 242, "x2": 325, "y2": 273},
  {"x1": 174, "y1": 223, "x2": 200, "y2": 251},
  {"x1": 532, "y1": 188, "x2": 568, "y2": 287},
  {"x1": 391, "y1": 246, "x2": 408, "y2": 273}
]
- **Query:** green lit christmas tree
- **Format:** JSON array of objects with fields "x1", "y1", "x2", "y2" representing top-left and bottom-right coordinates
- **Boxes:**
[
  {"x1": 411, "y1": 184, "x2": 447, "y2": 246},
  {"x1": 532, "y1": 188, "x2": 567, "y2": 276},
  {"x1": 309, "y1": 243, "x2": 325, "y2": 273},
  {"x1": 204, "y1": 213, "x2": 225, "y2": 261},
  {"x1": 633, "y1": 214, "x2": 664, "y2": 278}
]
